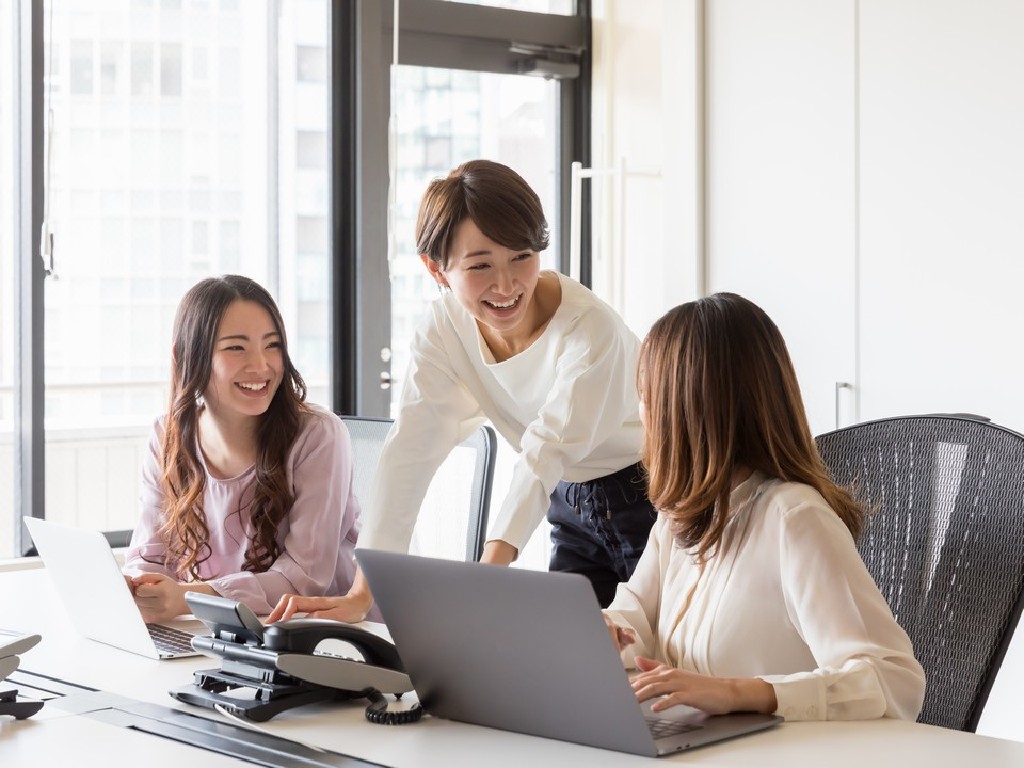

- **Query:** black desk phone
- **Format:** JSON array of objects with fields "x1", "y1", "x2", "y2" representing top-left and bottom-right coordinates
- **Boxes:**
[
  {"x1": 170, "y1": 592, "x2": 421, "y2": 724},
  {"x1": 1, "y1": 632, "x2": 44, "y2": 720}
]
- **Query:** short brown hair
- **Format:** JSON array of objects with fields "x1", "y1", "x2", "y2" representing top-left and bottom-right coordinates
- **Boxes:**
[
  {"x1": 638, "y1": 293, "x2": 864, "y2": 559},
  {"x1": 415, "y1": 159, "x2": 549, "y2": 268}
]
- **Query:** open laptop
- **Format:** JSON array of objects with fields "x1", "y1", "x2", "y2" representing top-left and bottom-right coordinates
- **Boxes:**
[
  {"x1": 24, "y1": 517, "x2": 204, "y2": 659},
  {"x1": 357, "y1": 549, "x2": 781, "y2": 757}
]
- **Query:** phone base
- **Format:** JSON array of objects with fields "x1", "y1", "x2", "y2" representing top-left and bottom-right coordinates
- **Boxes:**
[
  {"x1": 171, "y1": 665, "x2": 359, "y2": 722},
  {"x1": 1, "y1": 688, "x2": 45, "y2": 720}
]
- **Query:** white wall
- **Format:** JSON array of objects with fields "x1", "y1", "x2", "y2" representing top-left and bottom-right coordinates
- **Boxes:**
[
  {"x1": 589, "y1": 1, "x2": 700, "y2": 336},
  {"x1": 593, "y1": 0, "x2": 1024, "y2": 438},
  {"x1": 592, "y1": 0, "x2": 1024, "y2": 742}
]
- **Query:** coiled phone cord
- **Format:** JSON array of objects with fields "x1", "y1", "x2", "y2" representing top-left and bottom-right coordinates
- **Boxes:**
[{"x1": 362, "y1": 688, "x2": 424, "y2": 725}]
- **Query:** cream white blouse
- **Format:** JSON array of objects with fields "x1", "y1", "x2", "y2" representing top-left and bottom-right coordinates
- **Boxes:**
[
  {"x1": 604, "y1": 472, "x2": 926, "y2": 721},
  {"x1": 359, "y1": 272, "x2": 644, "y2": 555}
]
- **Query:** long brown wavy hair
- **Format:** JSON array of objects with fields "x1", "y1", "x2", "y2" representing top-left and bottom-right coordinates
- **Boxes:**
[
  {"x1": 638, "y1": 293, "x2": 863, "y2": 561},
  {"x1": 159, "y1": 275, "x2": 309, "y2": 580}
]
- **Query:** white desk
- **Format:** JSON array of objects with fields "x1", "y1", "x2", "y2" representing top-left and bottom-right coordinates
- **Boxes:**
[{"x1": 3, "y1": 568, "x2": 1024, "y2": 767}]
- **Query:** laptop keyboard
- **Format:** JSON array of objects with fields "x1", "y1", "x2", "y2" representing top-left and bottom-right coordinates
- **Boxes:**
[
  {"x1": 645, "y1": 716, "x2": 701, "y2": 738},
  {"x1": 147, "y1": 623, "x2": 196, "y2": 655}
]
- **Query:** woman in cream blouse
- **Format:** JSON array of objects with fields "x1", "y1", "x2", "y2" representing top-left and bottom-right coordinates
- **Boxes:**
[{"x1": 603, "y1": 293, "x2": 926, "y2": 721}]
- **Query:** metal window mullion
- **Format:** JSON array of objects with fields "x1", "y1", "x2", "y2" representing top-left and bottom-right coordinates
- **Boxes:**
[
  {"x1": 329, "y1": 0, "x2": 358, "y2": 415},
  {"x1": 14, "y1": 0, "x2": 46, "y2": 555},
  {"x1": 559, "y1": 0, "x2": 591, "y2": 284}
]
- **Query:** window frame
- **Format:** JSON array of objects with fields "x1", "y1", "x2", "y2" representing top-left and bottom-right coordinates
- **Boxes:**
[
  {"x1": 330, "y1": 0, "x2": 591, "y2": 418},
  {"x1": 10, "y1": 0, "x2": 590, "y2": 555}
]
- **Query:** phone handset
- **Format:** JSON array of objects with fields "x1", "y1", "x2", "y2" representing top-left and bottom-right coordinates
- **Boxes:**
[
  {"x1": 182, "y1": 592, "x2": 422, "y2": 724},
  {"x1": 264, "y1": 618, "x2": 422, "y2": 725}
]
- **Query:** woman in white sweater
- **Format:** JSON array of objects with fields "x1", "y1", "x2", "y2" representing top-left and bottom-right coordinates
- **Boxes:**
[
  {"x1": 270, "y1": 160, "x2": 656, "y2": 623},
  {"x1": 603, "y1": 293, "x2": 926, "y2": 721}
]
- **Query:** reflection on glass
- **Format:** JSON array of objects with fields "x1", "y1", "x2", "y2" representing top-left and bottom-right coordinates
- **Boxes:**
[
  {"x1": 30, "y1": 0, "x2": 330, "y2": 538},
  {"x1": 389, "y1": 66, "x2": 560, "y2": 416}
]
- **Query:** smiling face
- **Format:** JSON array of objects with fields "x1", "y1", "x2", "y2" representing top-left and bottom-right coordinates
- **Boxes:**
[
  {"x1": 202, "y1": 299, "x2": 284, "y2": 422},
  {"x1": 424, "y1": 217, "x2": 542, "y2": 345}
]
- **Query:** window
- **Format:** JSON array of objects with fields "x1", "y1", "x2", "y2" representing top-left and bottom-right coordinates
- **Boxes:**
[
  {"x1": 5, "y1": 0, "x2": 587, "y2": 559},
  {"x1": 338, "y1": 1, "x2": 589, "y2": 571},
  {"x1": 388, "y1": 67, "x2": 561, "y2": 413},
  {"x1": 1, "y1": 0, "x2": 330, "y2": 557},
  {"x1": 1, "y1": 0, "x2": 16, "y2": 556},
  {"x1": 341, "y1": 0, "x2": 588, "y2": 419}
]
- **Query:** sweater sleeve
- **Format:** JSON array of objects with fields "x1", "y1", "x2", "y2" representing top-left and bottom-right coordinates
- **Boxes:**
[
  {"x1": 761, "y1": 503, "x2": 926, "y2": 721},
  {"x1": 123, "y1": 418, "x2": 177, "y2": 579},
  {"x1": 204, "y1": 411, "x2": 360, "y2": 614},
  {"x1": 488, "y1": 312, "x2": 641, "y2": 553},
  {"x1": 358, "y1": 311, "x2": 485, "y2": 553}
]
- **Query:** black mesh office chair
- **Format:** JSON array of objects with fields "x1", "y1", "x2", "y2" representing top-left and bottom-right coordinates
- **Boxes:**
[
  {"x1": 815, "y1": 414, "x2": 1024, "y2": 732},
  {"x1": 340, "y1": 416, "x2": 497, "y2": 562}
]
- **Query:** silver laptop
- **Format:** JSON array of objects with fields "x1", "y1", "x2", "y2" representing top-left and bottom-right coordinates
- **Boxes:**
[
  {"x1": 24, "y1": 517, "x2": 203, "y2": 659},
  {"x1": 357, "y1": 549, "x2": 781, "y2": 757}
]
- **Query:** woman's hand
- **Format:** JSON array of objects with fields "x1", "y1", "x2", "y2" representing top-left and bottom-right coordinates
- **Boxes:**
[
  {"x1": 267, "y1": 592, "x2": 372, "y2": 623},
  {"x1": 129, "y1": 573, "x2": 212, "y2": 623},
  {"x1": 603, "y1": 614, "x2": 637, "y2": 652},
  {"x1": 630, "y1": 656, "x2": 777, "y2": 716},
  {"x1": 268, "y1": 568, "x2": 374, "y2": 623}
]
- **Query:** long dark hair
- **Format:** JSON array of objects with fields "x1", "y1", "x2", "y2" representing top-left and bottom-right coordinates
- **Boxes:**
[
  {"x1": 638, "y1": 292, "x2": 863, "y2": 560},
  {"x1": 160, "y1": 275, "x2": 309, "y2": 580}
]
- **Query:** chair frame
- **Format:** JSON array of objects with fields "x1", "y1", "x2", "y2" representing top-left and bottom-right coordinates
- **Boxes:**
[
  {"x1": 339, "y1": 415, "x2": 497, "y2": 562},
  {"x1": 816, "y1": 412, "x2": 1024, "y2": 732}
]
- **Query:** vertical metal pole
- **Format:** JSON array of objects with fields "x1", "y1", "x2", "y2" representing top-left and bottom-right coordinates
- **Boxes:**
[
  {"x1": 330, "y1": 0, "x2": 357, "y2": 415},
  {"x1": 14, "y1": 0, "x2": 45, "y2": 554},
  {"x1": 568, "y1": 161, "x2": 582, "y2": 282}
]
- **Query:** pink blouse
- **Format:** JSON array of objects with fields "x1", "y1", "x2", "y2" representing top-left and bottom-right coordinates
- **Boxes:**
[{"x1": 124, "y1": 403, "x2": 362, "y2": 616}]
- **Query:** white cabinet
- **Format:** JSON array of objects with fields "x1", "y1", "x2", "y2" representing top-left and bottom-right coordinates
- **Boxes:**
[
  {"x1": 706, "y1": 0, "x2": 1024, "y2": 436},
  {"x1": 706, "y1": 0, "x2": 857, "y2": 435},
  {"x1": 857, "y1": 0, "x2": 1024, "y2": 433}
]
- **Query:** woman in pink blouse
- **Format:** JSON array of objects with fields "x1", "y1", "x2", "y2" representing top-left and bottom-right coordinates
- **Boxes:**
[{"x1": 123, "y1": 275, "x2": 364, "y2": 621}]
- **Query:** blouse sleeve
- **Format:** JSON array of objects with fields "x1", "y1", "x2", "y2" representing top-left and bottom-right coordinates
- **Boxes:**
[
  {"x1": 762, "y1": 502, "x2": 926, "y2": 721},
  {"x1": 123, "y1": 419, "x2": 177, "y2": 578},
  {"x1": 205, "y1": 412, "x2": 360, "y2": 614},
  {"x1": 357, "y1": 315, "x2": 485, "y2": 554},
  {"x1": 603, "y1": 517, "x2": 668, "y2": 668},
  {"x1": 489, "y1": 313, "x2": 640, "y2": 552}
]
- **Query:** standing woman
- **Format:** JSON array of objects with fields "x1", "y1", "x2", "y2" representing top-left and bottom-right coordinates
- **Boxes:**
[
  {"x1": 603, "y1": 293, "x2": 925, "y2": 721},
  {"x1": 271, "y1": 159, "x2": 655, "y2": 622},
  {"x1": 124, "y1": 275, "x2": 365, "y2": 622}
]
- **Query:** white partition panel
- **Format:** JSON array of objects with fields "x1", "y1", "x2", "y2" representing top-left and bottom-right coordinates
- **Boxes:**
[
  {"x1": 706, "y1": 0, "x2": 857, "y2": 434},
  {"x1": 858, "y1": 0, "x2": 1024, "y2": 433}
]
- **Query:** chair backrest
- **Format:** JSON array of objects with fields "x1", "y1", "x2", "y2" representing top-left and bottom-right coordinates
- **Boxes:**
[
  {"x1": 340, "y1": 415, "x2": 497, "y2": 562},
  {"x1": 815, "y1": 413, "x2": 1024, "y2": 731}
]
